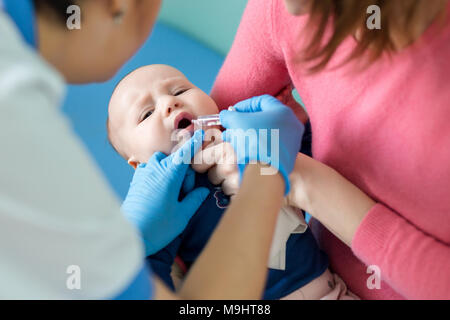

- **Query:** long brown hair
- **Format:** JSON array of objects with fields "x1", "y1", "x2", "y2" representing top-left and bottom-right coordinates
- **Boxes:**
[{"x1": 301, "y1": 0, "x2": 449, "y2": 72}]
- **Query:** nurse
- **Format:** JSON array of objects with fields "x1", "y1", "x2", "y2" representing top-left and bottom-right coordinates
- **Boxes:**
[{"x1": 0, "y1": 0, "x2": 304, "y2": 299}]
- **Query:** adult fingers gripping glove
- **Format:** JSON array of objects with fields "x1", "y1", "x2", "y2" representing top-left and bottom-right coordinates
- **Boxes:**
[
  {"x1": 121, "y1": 130, "x2": 210, "y2": 256},
  {"x1": 219, "y1": 95, "x2": 305, "y2": 195}
]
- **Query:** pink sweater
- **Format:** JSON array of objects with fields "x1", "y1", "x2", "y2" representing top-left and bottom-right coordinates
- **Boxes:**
[{"x1": 211, "y1": 0, "x2": 450, "y2": 300}]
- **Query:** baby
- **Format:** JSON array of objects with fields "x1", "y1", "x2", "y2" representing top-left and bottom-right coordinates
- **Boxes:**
[{"x1": 108, "y1": 64, "x2": 347, "y2": 300}]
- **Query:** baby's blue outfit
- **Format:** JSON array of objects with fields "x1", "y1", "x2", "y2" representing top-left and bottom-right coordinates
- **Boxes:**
[{"x1": 147, "y1": 172, "x2": 329, "y2": 299}]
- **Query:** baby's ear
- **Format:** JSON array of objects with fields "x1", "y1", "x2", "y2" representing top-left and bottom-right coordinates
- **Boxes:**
[{"x1": 127, "y1": 158, "x2": 139, "y2": 170}]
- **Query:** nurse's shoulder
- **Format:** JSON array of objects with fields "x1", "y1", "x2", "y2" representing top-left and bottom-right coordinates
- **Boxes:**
[
  {"x1": 0, "y1": 11, "x2": 64, "y2": 106},
  {"x1": 0, "y1": 11, "x2": 147, "y2": 299}
]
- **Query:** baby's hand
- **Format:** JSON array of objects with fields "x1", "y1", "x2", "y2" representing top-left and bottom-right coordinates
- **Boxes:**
[{"x1": 192, "y1": 137, "x2": 240, "y2": 197}]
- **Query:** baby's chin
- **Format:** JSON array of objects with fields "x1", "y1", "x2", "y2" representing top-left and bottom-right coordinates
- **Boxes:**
[{"x1": 174, "y1": 125, "x2": 195, "y2": 140}]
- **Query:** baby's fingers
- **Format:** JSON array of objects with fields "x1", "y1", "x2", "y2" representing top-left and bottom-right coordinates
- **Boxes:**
[
  {"x1": 191, "y1": 142, "x2": 231, "y2": 173},
  {"x1": 221, "y1": 172, "x2": 240, "y2": 196}
]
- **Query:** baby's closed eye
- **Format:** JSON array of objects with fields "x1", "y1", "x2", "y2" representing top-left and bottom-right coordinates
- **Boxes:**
[
  {"x1": 141, "y1": 110, "x2": 154, "y2": 122},
  {"x1": 173, "y1": 88, "x2": 190, "y2": 96}
]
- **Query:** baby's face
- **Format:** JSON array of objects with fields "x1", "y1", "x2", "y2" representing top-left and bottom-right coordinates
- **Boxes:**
[{"x1": 108, "y1": 65, "x2": 219, "y2": 168}]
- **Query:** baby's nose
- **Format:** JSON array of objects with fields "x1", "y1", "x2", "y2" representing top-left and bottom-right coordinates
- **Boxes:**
[{"x1": 164, "y1": 100, "x2": 181, "y2": 116}]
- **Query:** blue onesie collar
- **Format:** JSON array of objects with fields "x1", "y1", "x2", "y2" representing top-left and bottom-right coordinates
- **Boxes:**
[{"x1": 2, "y1": 0, "x2": 38, "y2": 49}]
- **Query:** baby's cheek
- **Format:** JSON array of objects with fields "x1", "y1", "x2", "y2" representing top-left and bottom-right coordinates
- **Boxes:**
[
  {"x1": 159, "y1": 135, "x2": 178, "y2": 156},
  {"x1": 135, "y1": 126, "x2": 171, "y2": 161},
  {"x1": 195, "y1": 93, "x2": 219, "y2": 115},
  {"x1": 206, "y1": 99, "x2": 220, "y2": 114},
  {"x1": 134, "y1": 140, "x2": 159, "y2": 163}
]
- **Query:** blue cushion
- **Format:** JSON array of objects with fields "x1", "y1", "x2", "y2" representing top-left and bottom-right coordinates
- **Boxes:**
[{"x1": 62, "y1": 22, "x2": 224, "y2": 199}]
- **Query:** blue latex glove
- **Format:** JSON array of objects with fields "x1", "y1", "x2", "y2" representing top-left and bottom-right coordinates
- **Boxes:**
[
  {"x1": 121, "y1": 130, "x2": 210, "y2": 256},
  {"x1": 219, "y1": 95, "x2": 305, "y2": 195}
]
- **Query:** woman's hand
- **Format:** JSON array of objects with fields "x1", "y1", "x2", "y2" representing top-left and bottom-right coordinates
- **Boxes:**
[
  {"x1": 286, "y1": 153, "x2": 376, "y2": 246},
  {"x1": 220, "y1": 95, "x2": 305, "y2": 195},
  {"x1": 121, "y1": 130, "x2": 210, "y2": 256}
]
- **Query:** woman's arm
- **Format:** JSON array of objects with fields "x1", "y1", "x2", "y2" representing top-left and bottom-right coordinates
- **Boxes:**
[
  {"x1": 287, "y1": 153, "x2": 376, "y2": 246},
  {"x1": 178, "y1": 163, "x2": 285, "y2": 299},
  {"x1": 153, "y1": 164, "x2": 284, "y2": 300},
  {"x1": 287, "y1": 153, "x2": 450, "y2": 299},
  {"x1": 153, "y1": 164, "x2": 285, "y2": 299}
]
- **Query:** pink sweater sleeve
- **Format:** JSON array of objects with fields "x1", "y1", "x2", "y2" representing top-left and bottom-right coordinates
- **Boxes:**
[
  {"x1": 211, "y1": 0, "x2": 291, "y2": 110},
  {"x1": 352, "y1": 203, "x2": 450, "y2": 299}
]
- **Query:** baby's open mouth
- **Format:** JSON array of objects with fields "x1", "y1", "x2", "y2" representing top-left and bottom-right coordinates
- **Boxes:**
[
  {"x1": 177, "y1": 118, "x2": 192, "y2": 129},
  {"x1": 174, "y1": 112, "x2": 194, "y2": 132}
]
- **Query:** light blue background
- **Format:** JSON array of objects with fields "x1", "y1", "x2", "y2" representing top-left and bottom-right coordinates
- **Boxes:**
[{"x1": 158, "y1": 0, "x2": 247, "y2": 56}]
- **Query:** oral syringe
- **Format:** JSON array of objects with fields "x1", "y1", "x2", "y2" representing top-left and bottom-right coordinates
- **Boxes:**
[{"x1": 192, "y1": 106, "x2": 235, "y2": 130}]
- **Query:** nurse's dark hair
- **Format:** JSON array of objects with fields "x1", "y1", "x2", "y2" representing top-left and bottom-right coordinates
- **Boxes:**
[
  {"x1": 301, "y1": 0, "x2": 448, "y2": 72},
  {"x1": 33, "y1": 0, "x2": 80, "y2": 23}
]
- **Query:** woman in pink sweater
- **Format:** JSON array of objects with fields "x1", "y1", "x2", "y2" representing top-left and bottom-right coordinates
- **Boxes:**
[{"x1": 211, "y1": 0, "x2": 450, "y2": 299}]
